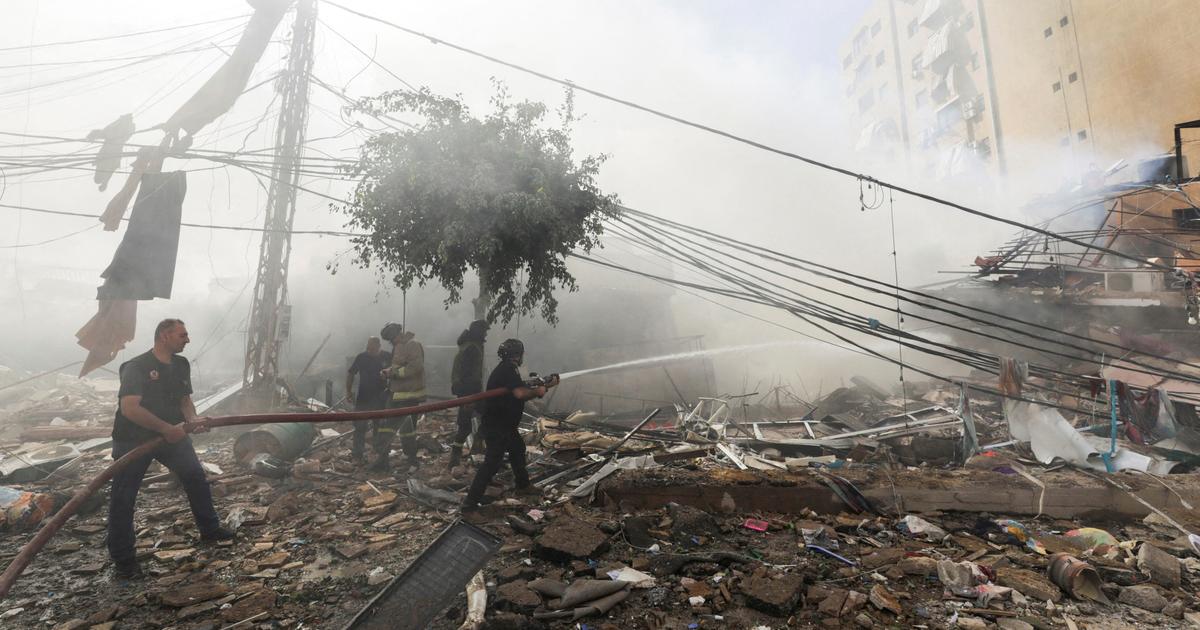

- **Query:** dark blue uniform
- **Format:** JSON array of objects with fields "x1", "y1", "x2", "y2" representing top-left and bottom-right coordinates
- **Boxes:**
[
  {"x1": 463, "y1": 361, "x2": 530, "y2": 506},
  {"x1": 107, "y1": 351, "x2": 221, "y2": 566}
]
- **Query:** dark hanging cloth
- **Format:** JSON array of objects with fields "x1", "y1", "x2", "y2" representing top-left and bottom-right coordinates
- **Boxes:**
[{"x1": 97, "y1": 171, "x2": 187, "y2": 301}]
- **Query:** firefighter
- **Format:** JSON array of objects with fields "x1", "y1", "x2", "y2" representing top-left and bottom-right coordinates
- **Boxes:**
[
  {"x1": 448, "y1": 319, "x2": 488, "y2": 469},
  {"x1": 345, "y1": 335, "x2": 389, "y2": 464},
  {"x1": 374, "y1": 322, "x2": 426, "y2": 472},
  {"x1": 462, "y1": 339, "x2": 559, "y2": 512}
]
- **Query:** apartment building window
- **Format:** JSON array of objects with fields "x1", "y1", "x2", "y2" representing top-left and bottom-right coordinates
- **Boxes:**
[
  {"x1": 875, "y1": 51, "x2": 886, "y2": 67},
  {"x1": 907, "y1": 19, "x2": 918, "y2": 37},
  {"x1": 1078, "y1": 130, "x2": 1088, "y2": 141},
  {"x1": 1060, "y1": 16, "x2": 1070, "y2": 27},
  {"x1": 1173, "y1": 208, "x2": 1200, "y2": 229},
  {"x1": 856, "y1": 60, "x2": 871, "y2": 85},
  {"x1": 911, "y1": 53, "x2": 923, "y2": 76},
  {"x1": 853, "y1": 28, "x2": 869, "y2": 55},
  {"x1": 915, "y1": 89, "x2": 928, "y2": 109},
  {"x1": 1052, "y1": 81, "x2": 1062, "y2": 93},
  {"x1": 843, "y1": 54, "x2": 852, "y2": 69},
  {"x1": 1044, "y1": 27, "x2": 1053, "y2": 38},
  {"x1": 1068, "y1": 71, "x2": 1079, "y2": 83},
  {"x1": 859, "y1": 92, "x2": 876, "y2": 113},
  {"x1": 872, "y1": 20, "x2": 882, "y2": 37}
]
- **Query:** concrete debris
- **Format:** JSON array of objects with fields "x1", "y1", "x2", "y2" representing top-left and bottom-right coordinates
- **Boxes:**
[
  {"x1": 1138, "y1": 542, "x2": 1184, "y2": 588},
  {"x1": 3, "y1": 373, "x2": 1200, "y2": 629},
  {"x1": 1118, "y1": 584, "x2": 1169, "y2": 612}
]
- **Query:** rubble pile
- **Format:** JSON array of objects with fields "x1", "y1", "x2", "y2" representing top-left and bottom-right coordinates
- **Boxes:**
[{"x1": 0, "y1": 374, "x2": 1198, "y2": 629}]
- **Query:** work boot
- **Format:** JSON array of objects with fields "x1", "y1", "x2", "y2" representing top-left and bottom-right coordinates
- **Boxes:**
[
  {"x1": 350, "y1": 447, "x2": 365, "y2": 465},
  {"x1": 112, "y1": 560, "x2": 144, "y2": 580},
  {"x1": 201, "y1": 526, "x2": 236, "y2": 543},
  {"x1": 367, "y1": 454, "x2": 391, "y2": 472},
  {"x1": 447, "y1": 447, "x2": 462, "y2": 470},
  {"x1": 513, "y1": 485, "x2": 542, "y2": 499}
]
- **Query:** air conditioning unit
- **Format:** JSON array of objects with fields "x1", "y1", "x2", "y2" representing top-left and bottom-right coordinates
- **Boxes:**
[{"x1": 961, "y1": 97, "x2": 980, "y2": 119}]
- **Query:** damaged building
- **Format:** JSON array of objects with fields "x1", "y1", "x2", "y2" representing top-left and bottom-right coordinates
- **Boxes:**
[{"x1": 3, "y1": 1, "x2": 1200, "y2": 630}]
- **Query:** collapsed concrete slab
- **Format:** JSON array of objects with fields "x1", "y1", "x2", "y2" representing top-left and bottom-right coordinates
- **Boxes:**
[{"x1": 597, "y1": 467, "x2": 1200, "y2": 525}]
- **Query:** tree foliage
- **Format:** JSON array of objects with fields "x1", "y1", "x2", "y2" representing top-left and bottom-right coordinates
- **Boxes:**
[{"x1": 335, "y1": 84, "x2": 619, "y2": 324}]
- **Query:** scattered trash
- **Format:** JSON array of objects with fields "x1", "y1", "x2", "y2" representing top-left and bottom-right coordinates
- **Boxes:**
[
  {"x1": 1065, "y1": 527, "x2": 1118, "y2": 550},
  {"x1": 900, "y1": 515, "x2": 948, "y2": 541},
  {"x1": 742, "y1": 518, "x2": 769, "y2": 532}
]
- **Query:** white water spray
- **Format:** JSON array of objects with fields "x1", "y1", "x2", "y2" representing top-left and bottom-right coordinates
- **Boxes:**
[{"x1": 557, "y1": 340, "x2": 814, "y2": 381}]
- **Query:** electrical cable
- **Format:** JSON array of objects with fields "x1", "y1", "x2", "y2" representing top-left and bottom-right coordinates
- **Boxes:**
[
  {"x1": 323, "y1": 0, "x2": 1181, "y2": 275},
  {"x1": 0, "y1": 14, "x2": 250, "y2": 53},
  {"x1": 620, "y1": 207, "x2": 1200, "y2": 376}
]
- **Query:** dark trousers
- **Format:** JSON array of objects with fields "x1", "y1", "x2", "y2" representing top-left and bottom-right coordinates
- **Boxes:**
[
  {"x1": 352, "y1": 392, "x2": 387, "y2": 456},
  {"x1": 452, "y1": 403, "x2": 478, "y2": 446},
  {"x1": 464, "y1": 423, "x2": 529, "y2": 506},
  {"x1": 376, "y1": 397, "x2": 423, "y2": 460},
  {"x1": 107, "y1": 437, "x2": 221, "y2": 564}
]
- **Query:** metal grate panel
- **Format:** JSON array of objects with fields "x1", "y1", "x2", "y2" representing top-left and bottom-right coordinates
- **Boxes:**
[{"x1": 344, "y1": 519, "x2": 501, "y2": 630}]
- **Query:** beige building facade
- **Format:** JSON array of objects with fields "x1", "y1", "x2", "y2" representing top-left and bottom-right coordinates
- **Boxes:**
[{"x1": 841, "y1": 0, "x2": 1200, "y2": 190}]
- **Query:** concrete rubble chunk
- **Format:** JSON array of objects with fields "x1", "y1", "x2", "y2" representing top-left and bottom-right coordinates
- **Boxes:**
[
  {"x1": 740, "y1": 571, "x2": 803, "y2": 617},
  {"x1": 495, "y1": 580, "x2": 542, "y2": 612},
  {"x1": 533, "y1": 517, "x2": 610, "y2": 563},
  {"x1": 956, "y1": 616, "x2": 989, "y2": 630},
  {"x1": 860, "y1": 547, "x2": 905, "y2": 569},
  {"x1": 996, "y1": 567, "x2": 1062, "y2": 603},
  {"x1": 177, "y1": 601, "x2": 218, "y2": 620},
  {"x1": 221, "y1": 589, "x2": 276, "y2": 622},
  {"x1": 1118, "y1": 584, "x2": 1168, "y2": 612},
  {"x1": 842, "y1": 590, "x2": 868, "y2": 615},
  {"x1": 668, "y1": 502, "x2": 721, "y2": 545},
  {"x1": 1136, "y1": 542, "x2": 1182, "y2": 588},
  {"x1": 817, "y1": 588, "x2": 848, "y2": 617},
  {"x1": 84, "y1": 606, "x2": 119, "y2": 625},
  {"x1": 868, "y1": 584, "x2": 902, "y2": 616},
  {"x1": 897, "y1": 556, "x2": 938, "y2": 576},
  {"x1": 997, "y1": 620, "x2": 1034, "y2": 630},
  {"x1": 160, "y1": 581, "x2": 231, "y2": 608}
]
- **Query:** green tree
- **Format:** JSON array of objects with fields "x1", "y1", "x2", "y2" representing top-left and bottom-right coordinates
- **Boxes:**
[{"x1": 335, "y1": 84, "x2": 619, "y2": 324}]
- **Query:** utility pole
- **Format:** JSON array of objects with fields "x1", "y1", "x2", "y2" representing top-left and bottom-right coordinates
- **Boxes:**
[{"x1": 243, "y1": 0, "x2": 316, "y2": 405}]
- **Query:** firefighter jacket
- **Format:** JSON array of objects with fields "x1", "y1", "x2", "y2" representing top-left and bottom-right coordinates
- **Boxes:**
[{"x1": 385, "y1": 332, "x2": 426, "y2": 402}]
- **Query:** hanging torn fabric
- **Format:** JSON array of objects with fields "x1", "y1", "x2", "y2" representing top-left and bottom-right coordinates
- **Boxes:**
[
  {"x1": 98, "y1": 171, "x2": 187, "y2": 300},
  {"x1": 160, "y1": 0, "x2": 290, "y2": 137},
  {"x1": 85, "y1": 113, "x2": 135, "y2": 192},
  {"x1": 78, "y1": 171, "x2": 187, "y2": 377},
  {"x1": 75, "y1": 300, "x2": 137, "y2": 377}
]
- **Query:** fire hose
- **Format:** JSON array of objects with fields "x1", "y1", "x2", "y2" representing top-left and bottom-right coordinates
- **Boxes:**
[{"x1": 0, "y1": 387, "x2": 513, "y2": 599}]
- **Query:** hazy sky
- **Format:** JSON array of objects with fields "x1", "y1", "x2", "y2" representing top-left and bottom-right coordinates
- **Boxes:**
[{"x1": 0, "y1": 0, "x2": 1006, "y2": 390}]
